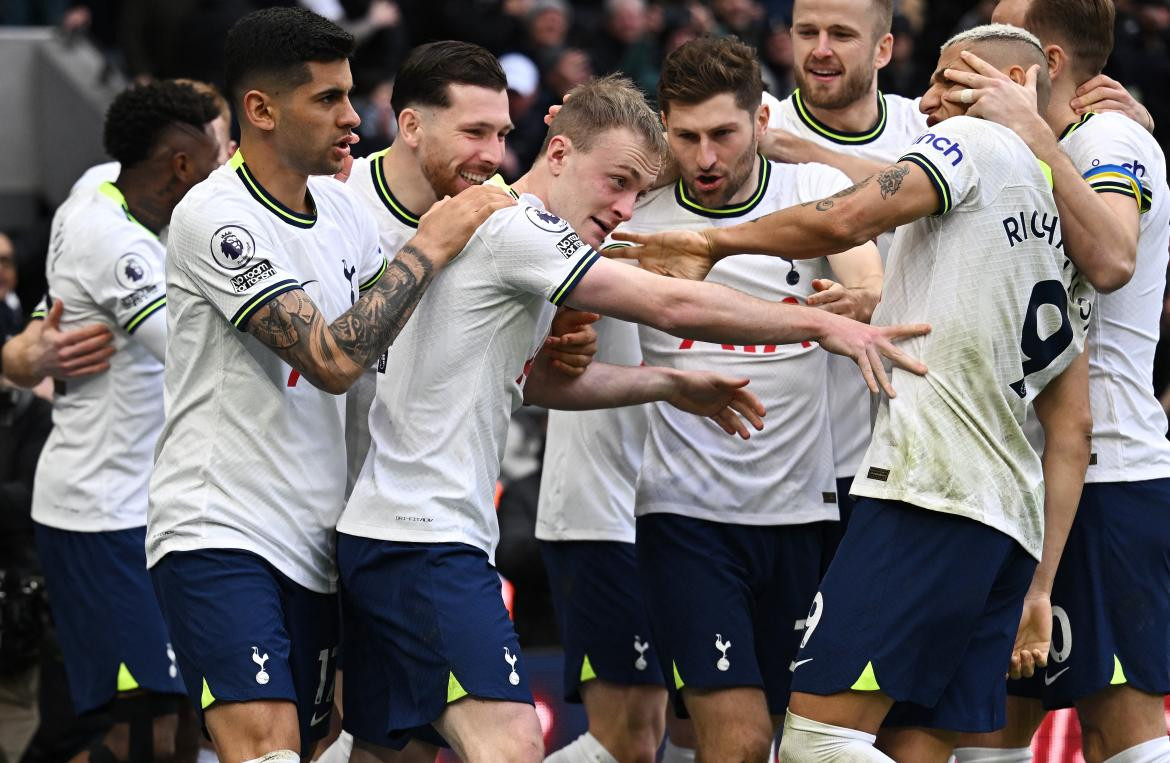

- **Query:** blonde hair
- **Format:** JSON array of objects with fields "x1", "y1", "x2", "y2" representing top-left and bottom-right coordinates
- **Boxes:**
[{"x1": 540, "y1": 74, "x2": 666, "y2": 159}]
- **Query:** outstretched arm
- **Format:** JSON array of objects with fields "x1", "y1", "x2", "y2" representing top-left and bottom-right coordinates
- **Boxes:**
[
  {"x1": 522, "y1": 351, "x2": 766, "y2": 440},
  {"x1": 245, "y1": 184, "x2": 515, "y2": 394},
  {"x1": 761, "y1": 128, "x2": 888, "y2": 183}
]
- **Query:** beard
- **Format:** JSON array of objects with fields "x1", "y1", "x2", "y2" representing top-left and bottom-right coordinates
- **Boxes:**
[
  {"x1": 795, "y1": 62, "x2": 874, "y2": 111},
  {"x1": 685, "y1": 144, "x2": 758, "y2": 208},
  {"x1": 419, "y1": 147, "x2": 467, "y2": 200}
]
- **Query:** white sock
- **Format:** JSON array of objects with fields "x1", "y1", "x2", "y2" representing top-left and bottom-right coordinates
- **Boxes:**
[
  {"x1": 1103, "y1": 737, "x2": 1170, "y2": 763},
  {"x1": 661, "y1": 738, "x2": 696, "y2": 763},
  {"x1": 313, "y1": 731, "x2": 354, "y2": 762},
  {"x1": 778, "y1": 711, "x2": 893, "y2": 762},
  {"x1": 196, "y1": 746, "x2": 220, "y2": 763},
  {"x1": 544, "y1": 732, "x2": 618, "y2": 763},
  {"x1": 242, "y1": 752, "x2": 300, "y2": 763},
  {"x1": 952, "y1": 746, "x2": 1033, "y2": 762}
]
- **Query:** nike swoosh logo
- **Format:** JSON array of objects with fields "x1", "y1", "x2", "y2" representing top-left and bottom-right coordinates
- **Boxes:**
[
  {"x1": 310, "y1": 710, "x2": 331, "y2": 726},
  {"x1": 1044, "y1": 667, "x2": 1070, "y2": 686},
  {"x1": 790, "y1": 658, "x2": 813, "y2": 671}
]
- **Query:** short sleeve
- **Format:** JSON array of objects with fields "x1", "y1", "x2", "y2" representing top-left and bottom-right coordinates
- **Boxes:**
[
  {"x1": 898, "y1": 116, "x2": 985, "y2": 216},
  {"x1": 87, "y1": 233, "x2": 168, "y2": 335},
  {"x1": 488, "y1": 205, "x2": 601, "y2": 306},
  {"x1": 1064, "y1": 115, "x2": 1154, "y2": 214},
  {"x1": 355, "y1": 204, "x2": 388, "y2": 293},
  {"x1": 167, "y1": 203, "x2": 303, "y2": 332}
]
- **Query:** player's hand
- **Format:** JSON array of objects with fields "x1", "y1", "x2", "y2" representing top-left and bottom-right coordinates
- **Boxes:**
[
  {"x1": 609, "y1": 228, "x2": 717, "y2": 281},
  {"x1": 543, "y1": 308, "x2": 600, "y2": 376},
  {"x1": 333, "y1": 152, "x2": 355, "y2": 183},
  {"x1": 807, "y1": 278, "x2": 874, "y2": 322},
  {"x1": 944, "y1": 51, "x2": 1052, "y2": 151},
  {"x1": 1072, "y1": 74, "x2": 1154, "y2": 132},
  {"x1": 816, "y1": 312, "x2": 929, "y2": 397},
  {"x1": 1009, "y1": 592, "x2": 1052, "y2": 680},
  {"x1": 544, "y1": 92, "x2": 572, "y2": 126},
  {"x1": 665, "y1": 370, "x2": 765, "y2": 439},
  {"x1": 760, "y1": 128, "x2": 817, "y2": 165},
  {"x1": 414, "y1": 184, "x2": 516, "y2": 266},
  {"x1": 36, "y1": 300, "x2": 116, "y2": 379}
]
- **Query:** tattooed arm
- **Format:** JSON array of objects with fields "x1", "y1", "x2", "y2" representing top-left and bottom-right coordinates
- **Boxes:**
[
  {"x1": 612, "y1": 163, "x2": 937, "y2": 281},
  {"x1": 245, "y1": 184, "x2": 515, "y2": 394}
]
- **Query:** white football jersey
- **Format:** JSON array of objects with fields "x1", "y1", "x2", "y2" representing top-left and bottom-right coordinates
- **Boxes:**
[
  {"x1": 766, "y1": 88, "x2": 928, "y2": 480},
  {"x1": 632, "y1": 158, "x2": 843, "y2": 525},
  {"x1": 148, "y1": 151, "x2": 387, "y2": 593},
  {"x1": 70, "y1": 161, "x2": 121, "y2": 197},
  {"x1": 1059, "y1": 112, "x2": 1170, "y2": 482},
  {"x1": 535, "y1": 314, "x2": 646, "y2": 543},
  {"x1": 342, "y1": 149, "x2": 423, "y2": 495},
  {"x1": 338, "y1": 193, "x2": 601, "y2": 560},
  {"x1": 32, "y1": 182, "x2": 168, "y2": 532},
  {"x1": 853, "y1": 117, "x2": 1086, "y2": 560}
]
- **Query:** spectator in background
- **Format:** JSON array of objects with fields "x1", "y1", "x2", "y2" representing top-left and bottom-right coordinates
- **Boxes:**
[
  {"x1": 711, "y1": 0, "x2": 767, "y2": 47},
  {"x1": 761, "y1": 16, "x2": 796, "y2": 95},
  {"x1": 526, "y1": 0, "x2": 572, "y2": 63},
  {"x1": 0, "y1": 236, "x2": 19, "y2": 341},
  {"x1": 587, "y1": 0, "x2": 661, "y2": 95},
  {"x1": 658, "y1": 2, "x2": 717, "y2": 57},
  {"x1": 1120, "y1": 0, "x2": 1170, "y2": 147},
  {"x1": 500, "y1": 52, "x2": 546, "y2": 179},
  {"x1": 878, "y1": 14, "x2": 922, "y2": 97}
]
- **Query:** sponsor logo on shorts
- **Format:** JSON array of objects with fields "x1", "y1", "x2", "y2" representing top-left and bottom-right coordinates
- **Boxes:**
[
  {"x1": 634, "y1": 636, "x2": 649, "y2": 671},
  {"x1": 310, "y1": 709, "x2": 331, "y2": 726},
  {"x1": 503, "y1": 647, "x2": 520, "y2": 686},
  {"x1": 555, "y1": 232, "x2": 584, "y2": 258},
  {"x1": 1044, "y1": 666, "x2": 1070, "y2": 686},
  {"x1": 715, "y1": 634, "x2": 731, "y2": 672},
  {"x1": 211, "y1": 225, "x2": 257, "y2": 271},
  {"x1": 251, "y1": 646, "x2": 270, "y2": 685},
  {"x1": 230, "y1": 260, "x2": 276, "y2": 293},
  {"x1": 790, "y1": 658, "x2": 814, "y2": 671},
  {"x1": 120, "y1": 283, "x2": 159, "y2": 309},
  {"x1": 524, "y1": 206, "x2": 568, "y2": 233},
  {"x1": 166, "y1": 642, "x2": 178, "y2": 679},
  {"x1": 115, "y1": 253, "x2": 153, "y2": 291}
]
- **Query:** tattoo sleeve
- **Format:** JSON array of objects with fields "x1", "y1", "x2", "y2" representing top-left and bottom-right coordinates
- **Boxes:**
[
  {"x1": 245, "y1": 244, "x2": 436, "y2": 392},
  {"x1": 802, "y1": 175, "x2": 873, "y2": 212},
  {"x1": 876, "y1": 164, "x2": 910, "y2": 199}
]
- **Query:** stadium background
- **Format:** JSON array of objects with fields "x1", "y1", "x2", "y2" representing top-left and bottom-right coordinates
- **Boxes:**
[{"x1": 1, "y1": 1, "x2": 1169, "y2": 760}]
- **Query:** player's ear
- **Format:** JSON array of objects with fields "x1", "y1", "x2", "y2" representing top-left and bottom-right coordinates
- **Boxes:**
[
  {"x1": 397, "y1": 107, "x2": 423, "y2": 149},
  {"x1": 1043, "y1": 43, "x2": 1066, "y2": 82},
  {"x1": 756, "y1": 101, "x2": 770, "y2": 138},
  {"x1": 546, "y1": 134, "x2": 571, "y2": 176},
  {"x1": 1005, "y1": 64, "x2": 1028, "y2": 87},
  {"x1": 241, "y1": 89, "x2": 276, "y2": 132},
  {"x1": 874, "y1": 31, "x2": 894, "y2": 70}
]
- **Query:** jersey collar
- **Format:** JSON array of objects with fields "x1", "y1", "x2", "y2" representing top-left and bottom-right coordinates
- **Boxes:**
[
  {"x1": 98, "y1": 182, "x2": 157, "y2": 238},
  {"x1": 370, "y1": 148, "x2": 421, "y2": 228},
  {"x1": 792, "y1": 88, "x2": 888, "y2": 145},
  {"x1": 1059, "y1": 112, "x2": 1095, "y2": 141},
  {"x1": 674, "y1": 155, "x2": 770, "y2": 218},
  {"x1": 230, "y1": 150, "x2": 316, "y2": 229},
  {"x1": 485, "y1": 174, "x2": 521, "y2": 199}
]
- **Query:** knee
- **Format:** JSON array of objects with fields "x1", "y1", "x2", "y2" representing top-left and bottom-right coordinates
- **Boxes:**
[
  {"x1": 707, "y1": 721, "x2": 771, "y2": 763},
  {"x1": 474, "y1": 715, "x2": 543, "y2": 763},
  {"x1": 1079, "y1": 722, "x2": 1109, "y2": 763}
]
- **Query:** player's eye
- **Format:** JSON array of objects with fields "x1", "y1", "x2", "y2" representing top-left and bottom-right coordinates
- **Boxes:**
[{"x1": 612, "y1": 176, "x2": 627, "y2": 189}]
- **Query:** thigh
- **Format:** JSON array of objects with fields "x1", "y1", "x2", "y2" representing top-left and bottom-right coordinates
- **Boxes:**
[{"x1": 540, "y1": 540, "x2": 664, "y2": 703}]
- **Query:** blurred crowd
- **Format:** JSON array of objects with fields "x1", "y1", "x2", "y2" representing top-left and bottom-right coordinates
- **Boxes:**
[{"x1": 3, "y1": 0, "x2": 1167, "y2": 175}]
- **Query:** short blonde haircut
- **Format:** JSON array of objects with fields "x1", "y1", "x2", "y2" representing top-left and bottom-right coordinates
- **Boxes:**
[{"x1": 540, "y1": 74, "x2": 666, "y2": 160}]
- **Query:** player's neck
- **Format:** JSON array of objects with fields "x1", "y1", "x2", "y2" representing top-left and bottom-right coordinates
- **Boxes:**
[
  {"x1": 238, "y1": 136, "x2": 313, "y2": 215},
  {"x1": 509, "y1": 168, "x2": 549, "y2": 206},
  {"x1": 114, "y1": 166, "x2": 172, "y2": 235},
  {"x1": 724, "y1": 153, "x2": 763, "y2": 207},
  {"x1": 1044, "y1": 77, "x2": 1081, "y2": 136},
  {"x1": 382, "y1": 143, "x2": 440, "y2": 215},
  {"x1": 800, "y1": 80, "x2": 881, "y2": 134}
]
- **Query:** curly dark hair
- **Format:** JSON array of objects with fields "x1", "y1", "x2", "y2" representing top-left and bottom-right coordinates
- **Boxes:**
[
  {"x1": 102, "y1": 80, "x2": 221, "y2": 168},
  {"x1": 224, "y1": 7, "x2": 355, "y2": 108}
]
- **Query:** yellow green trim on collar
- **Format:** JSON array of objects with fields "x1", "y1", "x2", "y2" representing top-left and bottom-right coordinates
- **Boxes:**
[
  {"x1": 371, "y1": 148, "x2": 421, "y2": 228},
  {"x1": 675, "y1": 155, "x2": 771, "y2": 218},
  {"x1": 98, "y1": 182, "x2": 156, "y2": 238},
  {"x1": 793, "y1": 89, "x2": 888, "y2": 145},
  {"x1": 1059, "y1": 112, "x2": 1095, "y2": 141},
  {"x1": 230, "y1": 149, "x2": 316, "y2": 228}
]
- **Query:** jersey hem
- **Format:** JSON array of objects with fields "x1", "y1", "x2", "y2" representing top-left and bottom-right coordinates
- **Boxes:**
[
  {"x1": 632, "y1": 503, "x2": 839, "y2": 526},
  {"x1": 30, "y1": 514, "x2": 147, "y2": 533},
  {"x1": 534, "y1": 527, "x2": 636, "y2": 543},
  {"x1": 146, "y1": 536, "x2": 337, "y2": 594}
]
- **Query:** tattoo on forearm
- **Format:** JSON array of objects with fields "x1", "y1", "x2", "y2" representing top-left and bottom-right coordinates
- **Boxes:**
[
  {"x1": 246, "y1": 244, "x2": 436, "y2": 389},
  {"x1": 877, "y1": 164, "x2": 910, "y2": 199},
  {"x1": 802, "y1": 176, "x2": 872, "y2": 212}
]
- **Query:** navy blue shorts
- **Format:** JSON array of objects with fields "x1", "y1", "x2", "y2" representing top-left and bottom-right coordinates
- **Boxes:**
[
  {"x1": 817, "y1": 476, "x2": 857, "y2": 578},
  {"x1": 635, "y1": 513, "x2": 823, "y2": 718},
  {"x1": 149, "y1": 548, "x2": 339, "y2": 748},
  {"x1": 540, "y1": 540, "x2": 665, "y2": 702},
  {"x1": 35, "y1": 524, "x2": 185, "y2": 714},
  {"x1": 789, "y1": 498, "x2": 1036, "y2": 733},
  {"x1": 337, "y1": 535, "x2": 532, "y2": 750},
  {"x1": 1009, "y1": 479, "x2": 1170, "y2": 708}
]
